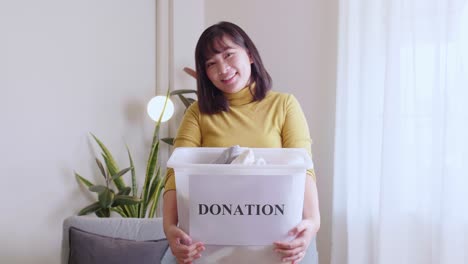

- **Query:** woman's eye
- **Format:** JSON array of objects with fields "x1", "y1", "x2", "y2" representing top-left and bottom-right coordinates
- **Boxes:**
[
  {"x1": 225, "y1": 52, "x2": 233, "y2": 58},
  {"x1": 206, "y1": 62, "x2": 215, "y2": 67}
]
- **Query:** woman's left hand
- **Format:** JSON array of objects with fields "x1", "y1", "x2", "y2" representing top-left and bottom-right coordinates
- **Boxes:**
[{"x1": 273, "y1": 219, "x2": 319, "y2": 263}]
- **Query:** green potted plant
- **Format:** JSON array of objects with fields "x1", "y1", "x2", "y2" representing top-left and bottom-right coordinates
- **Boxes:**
[
  {"x1": 74, "y1": 89, "x2": 172, "y2": 217},
  {"x1": 74, "y1": 85, "x2": 197, "y2": 218}
]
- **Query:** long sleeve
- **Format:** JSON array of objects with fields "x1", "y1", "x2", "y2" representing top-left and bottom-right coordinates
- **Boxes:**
[
  {"x1": 281, "y1": 95, "x2": 316, "y2": 181},
  {"x1": 164, "y1": 103, "x2": 202, "y2": 192}
]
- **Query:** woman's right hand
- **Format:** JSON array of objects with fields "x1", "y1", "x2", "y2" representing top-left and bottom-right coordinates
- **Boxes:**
[{"x1": 166, "y1": 225, "x2": 205, "y2": 264}]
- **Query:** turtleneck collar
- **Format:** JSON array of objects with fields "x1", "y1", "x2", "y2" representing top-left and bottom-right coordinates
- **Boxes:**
[{"x1": 223, "y1": 83, "x2": 255, "y2": 106}]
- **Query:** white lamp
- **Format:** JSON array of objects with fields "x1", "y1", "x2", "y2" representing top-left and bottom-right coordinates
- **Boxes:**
[{"x1": 147, "y1": 96, "x2": 174, "y2": 122}]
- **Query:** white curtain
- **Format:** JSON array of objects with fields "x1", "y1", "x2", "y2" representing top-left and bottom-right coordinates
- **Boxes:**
[{"x1": 332, "y1": 0, "x2": 468, "y2": 263}]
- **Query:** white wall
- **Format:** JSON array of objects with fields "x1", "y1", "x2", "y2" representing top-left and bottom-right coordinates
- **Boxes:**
[
  {"x1": 169, "y1": 1, "x2": 205, "y2": 141},
  {"x1": 204, "y1": 1, "x2": 338, "y2": 263},
  {"x1": 0, "y1": 1, "x2": 156, "y2": 263}
]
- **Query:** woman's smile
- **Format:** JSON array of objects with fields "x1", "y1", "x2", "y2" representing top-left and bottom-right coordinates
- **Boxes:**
[{"x1": 205, "y1": 36, "x2": 253, "y2": 94}]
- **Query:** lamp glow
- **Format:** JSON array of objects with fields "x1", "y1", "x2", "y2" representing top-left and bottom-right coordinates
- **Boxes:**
[{"x1": 147, "y1": 96, "x2": 174, "y2": 122}]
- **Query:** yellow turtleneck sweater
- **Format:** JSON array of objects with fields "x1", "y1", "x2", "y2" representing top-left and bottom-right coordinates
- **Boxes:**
[{"x1": 164, "y1": 85, "x2": 315, "y2": 192}]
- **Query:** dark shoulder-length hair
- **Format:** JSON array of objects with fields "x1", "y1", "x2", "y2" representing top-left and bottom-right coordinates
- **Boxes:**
[{"x1": 195, "y1": 21, "x2": 272, "y2": 114}]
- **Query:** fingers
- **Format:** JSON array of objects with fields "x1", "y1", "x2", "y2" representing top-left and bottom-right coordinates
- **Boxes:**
[
  {"x1": 176, "y1": 230, "x2": 192, "y2": 246},
  {"x1": 274, "y1": 240, "x2": 305, "y2": 252},
  {"x1": 282, "y1": 251, "x2": 305, "y2": 263},
  {"x1": 274, "y1": 238, "x2": 306, "y2": 263},
  {"x1": 274, "y1": 220, "x2": 315, "y2": 263},
  {"x1": 167, "y1": 226, "x2": 205, "y2": 264},
  {"x1": 288, "y1": 220, "x2": 311, "y2": 236},
  {"x1": 173, "y1": 242, "x2": 205, "y2": 264},
  {"x1": 186, "y1": 242, "x2": 205, "y2": 256},
  {"x1": 274, "y1": 239, "x2": 305, "y2": 250}
]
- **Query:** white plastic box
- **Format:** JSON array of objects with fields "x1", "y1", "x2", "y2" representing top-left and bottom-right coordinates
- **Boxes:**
[{"x1": 166, "y1": 147, "x2": 313, "y2": 246}]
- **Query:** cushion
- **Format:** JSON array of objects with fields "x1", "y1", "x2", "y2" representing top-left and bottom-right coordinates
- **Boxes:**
[{"x1": 68, "y1": 227, "x2": 169, "y2": 264}]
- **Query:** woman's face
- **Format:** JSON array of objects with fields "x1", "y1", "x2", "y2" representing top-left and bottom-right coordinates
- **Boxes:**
[{"x1": 205, "y1": 37, "x2": 253, "y2": 94}]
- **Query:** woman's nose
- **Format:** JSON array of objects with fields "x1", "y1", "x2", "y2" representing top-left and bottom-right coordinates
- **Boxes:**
[{"x1": 217, "y1": 62, "x2": 230, "y2": 75}]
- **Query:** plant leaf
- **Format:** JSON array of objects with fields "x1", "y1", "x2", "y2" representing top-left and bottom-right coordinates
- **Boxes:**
[
  {"x1": 95, "y1": 158, "x2": 107, "y2": 179},
  {"x1": 146, "y1": 167, "x2": 161, "y2": 208},
  {"x1": 75, "y1": 172, "x2": 94, "y2": 188},
  {"x1": 150, "y1": 176, "x2": 166, "y2": 217},
  {"x1": 110, "y1": 207, "x2": 128, "y2": 217},
  {"x1": 148, "y1": 169, "x2": 165, "y2": 218},
  {"x1": 100, "y1": 154, "x2": 126, "y2": 190},
  {"x1": 98, "y1": 189, "x2": 114, "y2": 208},
  {"x1": 118, "y1": 205, "x2": 133, "y2": 218},
  {"x1": 111, "y1": 167, "x2": 132, "y2": 181},
  {"x1": 95, "y1": 208, "x2": 110, "y2": 218},
  {"x1": 141, "y1": 140, "x2": 160, "y2": 216},
  {"x1": 145, "y1": 141, "x2": 160, "y2": 186},
  {"x1": 125, "y1": 145, "x2": 138, "y2": 217},
  {"x1": 113, "y1": 195, "x2": 142, "y2": 206},
  {"x1": 186, "y1": 98, "x2": 196, "y2": 105},
  {"x1": 160, "y1": 137, "x2": 174, "y2": 146},
  {"x1": 139, "y1": 88, "x2": 169, "y2": 217},
  {"x1": 126, "y1": 145, "x2": 137, "y2": 197},
  {"x1": 90, "y1": 133, "x2": 127, "y2": 190},
  {"x1": 78, "y1": 202, "x2": 101, "y2": 216},
  {"x1": 117, "y1": 187, "x2": 131, "y2": 196},
  {"x1": 89, "y1": 185, "x2": 107, "y2": 193},
  {"x1": 177, "y1": 94, "x2": 192, "y2": 108}
]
